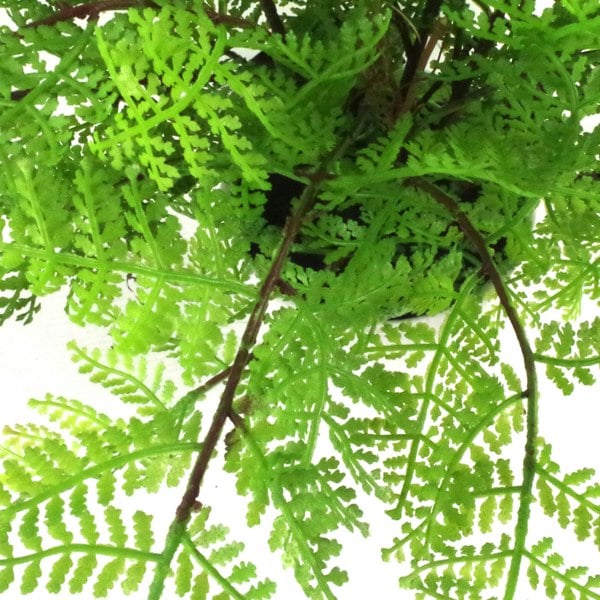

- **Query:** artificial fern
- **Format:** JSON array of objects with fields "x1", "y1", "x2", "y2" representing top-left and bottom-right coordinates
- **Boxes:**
[{"x1": 1, "y1": 0, "x2": 599, "y2": 598}]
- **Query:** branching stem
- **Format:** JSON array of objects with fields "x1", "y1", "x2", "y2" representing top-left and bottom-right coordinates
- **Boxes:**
[
  {"x1": 149, "y1": 126, "x2": 361, "y2": 598},
  {"x1": 171, "y1": 180, "x2": 324, "y2": 525},
  {"x1": 147, "y1": 186, "x2": 315, "y2": 597},
  {"x1": 393, "y1": 0, "x2": 444, "y2": 120},
  {"x1": 393, "y1": 17, "x2": 448, "y2": 119}
]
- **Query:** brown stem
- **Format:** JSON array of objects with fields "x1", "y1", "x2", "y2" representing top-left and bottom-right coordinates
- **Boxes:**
[
  {"x1": 171, "y1": 113, "x2": 363, "y2": 524},
  {"x1": 409, "y1": 177, "x2": 538, "y2": 594},
  {"x1": 393, "y1": 16, "x2": 449, "y2": 121},
  {"x1": 227, "y1": 408, "x2": 246, "y2": 430},
  {"x1": 202, "y1": 6, "x2": 262, "y2": 30},
  {"x1": 276, "y1": 278, "x2": 298, "y2": 297},
  {"x1": 260, "y1": 0, "x2": 285, "y2": 37},
  {"x1": 392, "y1": 8, "x2": 419, "y2": 67},
  {"x1": 23, "y1": 0, "x2": 256, "y2": 30},
  {"x1": 188, "y1": 365, "x2": 232, "y2": 398},
  {"x1": 409, "y1": 178, "x2": 535, "y2": 370},
  {"x1": 173, "y1": 178, "x2": 322, "y2": 523},
  {"x1": 24, "y1": 0, "x2": 157, "y2": 28},
  {"x1": 394, "y1": 0, "x2": 443, "y2": 108}
]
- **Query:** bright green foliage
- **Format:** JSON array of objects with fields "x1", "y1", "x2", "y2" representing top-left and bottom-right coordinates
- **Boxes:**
[
  {"x1": 534, "y1": 319, "x2": 600, "y2": 394},
  {"x1": 68, "y1": 340, "x2": 177, "y2": 412},
  {"x1": 174, "y1": 507, "x2": 276, "y2": 599},
  {"x1": 0, "y1": 0, "x2": 599, "y2": 598}
]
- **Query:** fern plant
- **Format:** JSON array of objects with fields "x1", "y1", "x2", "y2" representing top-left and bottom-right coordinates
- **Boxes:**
[{"x1": 1, "y1": 0, "x2": 599, "y2": 598}]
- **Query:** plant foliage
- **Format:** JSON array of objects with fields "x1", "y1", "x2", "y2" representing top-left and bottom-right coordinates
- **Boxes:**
[{"x1": 0, "y1": 0, "x2": 599, "y2": 598}]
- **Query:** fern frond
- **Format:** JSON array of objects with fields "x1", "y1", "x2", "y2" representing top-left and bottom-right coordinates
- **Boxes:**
[
  {"x1": 92, "y1": 6, "x2": 268, "y2": 191},
  {"x1": 68, "y1": 341, "x2": 175, "y2": 411},
  {"x1": 0, "y1": 361, "x2": 200, "y2": 597},
  {"x1": 1, "y1": 0, "x2": 599, "y2": 598},
  {"x1": 535, "y1": 440, "x2": 600, "y2": 550},
  {"x1": 68, "y1": 555, "x2": 97, "y2": 594},
  {"x1": 534, "y1": 318, "x2": 600, "y2": 394},
  {"x1": 527, "y1": 536, "x2": 600, "y2": 600},
  {"x1": 0, "y1": 267, "x2": 40, "y2": 325},
  {"x1": 171, "y1": 507, "x2": 276, "y2": 599},
  {"x1": 69, "y1": 484, "x2": 99, "y2": 545}
]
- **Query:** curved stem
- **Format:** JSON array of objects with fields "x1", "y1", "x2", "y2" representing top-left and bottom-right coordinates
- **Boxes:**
[{"x1": 410, "y1": 177, "x2": 538, "y2": 600}]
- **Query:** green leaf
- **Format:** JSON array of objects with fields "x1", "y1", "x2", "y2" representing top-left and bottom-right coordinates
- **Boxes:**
[
  {"x1": 20, "y1": 560, "x2": 42, "y2": 594},
  {"x1": 93, "y1": 558, "x2": 125, "y2": 597},
  {"x1": 105, "y1": 506, "x2": 128, "y2": 546},
  {"x1": 0, "y1": 567, "x2": 14, "y2": 593},
  {"x1": 47, "y1": 554, "x2": 73, "y2": 593},
  {"x1": 133, "y1": 510, "x2": 154, "y2": 552},
  {"x1": 69, "y1": 555, "x2": 97, "y2": 594}
]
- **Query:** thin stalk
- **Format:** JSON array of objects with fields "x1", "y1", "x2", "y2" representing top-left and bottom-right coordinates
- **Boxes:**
[
  {"x1": 410, "y1": 177, "x2": 538, "y2": 600},
  {"x1": 0, "y1": 544, "x2": 160, "y2": 566},
  {"x1": 148, "y1": 125, "x2": 363, "y2": 599}
]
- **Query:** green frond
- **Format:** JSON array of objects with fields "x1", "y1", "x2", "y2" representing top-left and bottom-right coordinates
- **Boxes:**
[
  {"x1": 105, "y1": 506, "x2": 128, "y2": 547},
  {"x1": 47, "y1": 554, "x2": 73, "y2": 593},
  {"x1": 265, "y1": 457, "x2": 365, "y2": 595},
  {"x1": 1, "y1": 0, "x2": 599, "y2": 598},
  {"x1": 93, "y1": 557, "x2": 126, "y2": 597},
  {"x1": 0, "y1": 267, "x2": 40, "y2": 325},
  {"x1": 399, "y1": 537, "x2": 512, "y2": 598},
  {"x1": 68, "y1": 341, "x2": 174, "y2": 411},
  {"x1": 91, "y1": 6, "x2": 268, "y2": 191},
  {"x1": 19, "y1": 507, "x2": 43, "y2": 552},
  {"x1": 69, "y1": 485, "x2": 99, "y2": 545},
  {"x1": 0, "y1": 366, "x2": 198, "y2": 597},
  {"x1": 45, "y1": 496, "x2": 74, "y2": 545},
  {"x1": 21, "y1": 559, "x2": 42, "y2": 594},
  {"x1": 69, "y1": 555, "x2": 98, "y2": 594},
  {"x1": 133, "y1": 510, "x2": 154, "y2": 553},
  {"x1": 171, "y1": 507, "x2": 276, "y2": 599},
  {"x1": 122, "y1": 559, "x2": 146, "y2": 594},
  {"x1": 527, "y1": 536, "x2": 600, "y2": 600},
  {"x1": 28, "y1": 394, "x2": 112, "y2": 432},
  {"x1": 0, "y1": 567, "x2": 14, "y2": 594},
  {"x1": 534, "y1": 318, "x2": 600, "y2": 393},
  {"x1": 175, "y1": 549, "x2": 194, "y2": 596}
]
